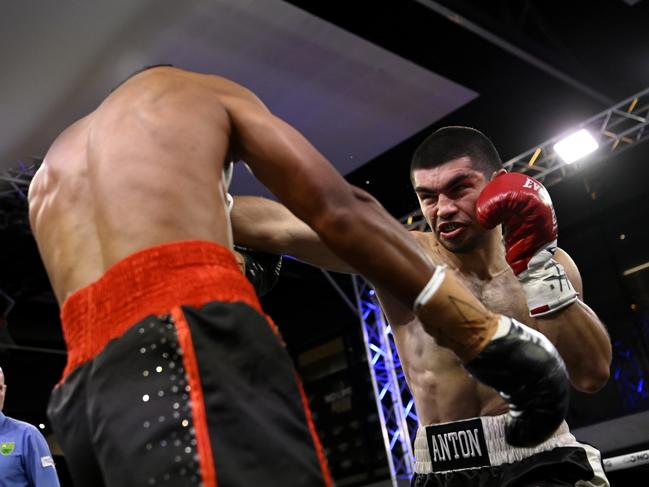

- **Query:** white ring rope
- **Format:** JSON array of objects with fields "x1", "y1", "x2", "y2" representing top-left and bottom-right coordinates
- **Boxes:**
[{"x1": 603, "y1": 449, "x2": 649, "y2": 472}]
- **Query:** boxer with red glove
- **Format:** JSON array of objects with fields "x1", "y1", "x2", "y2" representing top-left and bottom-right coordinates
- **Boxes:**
[
  {"x1": 414, "y1": 171, "x2": 577, "y2": 447},
  {"x1": 476, "y1": 172, "x2": 578, "y2": 317}
]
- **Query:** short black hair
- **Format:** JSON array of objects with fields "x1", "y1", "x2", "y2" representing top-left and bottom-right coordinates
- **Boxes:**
[
  {"x1": 410, "y1": 126, "x2": 503, "y2": 183},
  {"x1": 110, "y1": 64, "x2": 175, "y2": 93}
]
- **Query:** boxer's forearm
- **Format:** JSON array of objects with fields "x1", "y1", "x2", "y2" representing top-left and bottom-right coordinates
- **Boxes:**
[
  {"x1": 233, "y1": 110, "x2": 436, "y2": 305},
  {"x1": 306, "y1": 185, "x2": 435, "y2": 305},
  {"x1": 231, "y1": 196, "x2": 355, "y2": 273},
  {"x1": 231, "y1": 196, "x2": 297, "y2": 253},
  {"x1": 536, "y1": 249, "x2": 612, "y2": 392},
  {"x1": 538, "y1": 301, "x2": 611, "y2": 393}
]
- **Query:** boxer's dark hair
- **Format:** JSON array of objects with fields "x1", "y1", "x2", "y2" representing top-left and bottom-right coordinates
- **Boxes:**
[
  {"x1": 410, "y1": 126, "x2": 503, "y2": 183},
  {"x1": 110, "y1": 64, "x2": 175, "y2": 93}
]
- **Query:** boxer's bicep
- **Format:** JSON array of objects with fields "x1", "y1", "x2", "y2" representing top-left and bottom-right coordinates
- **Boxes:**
[
  {"x1": 536, "y1": 248, "x2": 611, "y2": 392},
  {"x1": 231, "y1": 196, "x2": 297, "y2": 253},
  {"x1": 224, "y1": 95, "x2": 356, "y2": 228},
  {"x1": 220, "y1": 87, "x2": 438, "y2": 309}
]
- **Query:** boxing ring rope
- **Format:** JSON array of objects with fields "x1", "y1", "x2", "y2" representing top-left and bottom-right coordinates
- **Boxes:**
[
  {"x1": 0, "y1": 343, "x2": 66, "y2": 356},
  {"x1": 603, "y1": 449, "x2": 649, "y2": 472}
]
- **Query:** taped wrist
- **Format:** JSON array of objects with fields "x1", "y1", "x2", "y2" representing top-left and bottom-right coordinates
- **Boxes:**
[
  {"x1": 413, "y1": 265, "x2": 447, "y2": 312},
  {"x1": 519, "y1": 245, "x2": 578, "y2": 317},
  {"x1": 413, "y1": 265, "x2": 500, "y2": 363}
]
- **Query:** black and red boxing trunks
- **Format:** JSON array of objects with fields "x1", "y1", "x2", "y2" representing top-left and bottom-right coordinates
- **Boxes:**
[{"x1": 47, "y1": 240, "x2": 332, "y2": 487}]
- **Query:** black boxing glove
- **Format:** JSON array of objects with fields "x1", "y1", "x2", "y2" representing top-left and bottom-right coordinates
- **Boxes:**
[
  {"x1": 465, "y1": 317, "x2": 570, "y2": 448},
  {"x1": 234, "y1": 246, "x2": 282, "y2": 297}
]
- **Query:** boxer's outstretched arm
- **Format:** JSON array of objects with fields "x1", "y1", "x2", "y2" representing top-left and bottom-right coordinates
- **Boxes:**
[
  {"x1": 223, "y1": 87, "x2": 433, "y2": 306},
  {"x1": 535, "y1": 249, "x2": 612, "y2": 393},
  {"x1": 224, "y1": 87, "x2": 571, "y2": 447},
  {"x1": 231, "y1": 196, "x2": 355, "y2": 274}
]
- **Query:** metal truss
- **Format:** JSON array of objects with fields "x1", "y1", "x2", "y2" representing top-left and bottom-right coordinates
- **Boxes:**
[
  {"x1": 0, "y1": 159, "x2": 40, "y2": 199},
  {"x1": 352, "y1": 275, "x2": 417, "y2": 485},
  {"x1": 503, "y1": 86, "x2": 649, "y2": 186},
  {"x1": 0, "y1": 159, "x2": 40, "y2": 231},
  {"x1": 399, "y1": 85, "x2": 649, "y2": 230}
]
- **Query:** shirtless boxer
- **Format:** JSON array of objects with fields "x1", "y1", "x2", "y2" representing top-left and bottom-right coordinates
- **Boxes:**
[
  {"x1": 29, "y1": 65, "x2": 568, "y2": 486},
  {"x1": 231, "y1": 127, "x2": 612, "y2": 486}
]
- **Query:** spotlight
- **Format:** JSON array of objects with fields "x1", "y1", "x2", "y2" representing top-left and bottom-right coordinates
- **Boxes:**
[{"x1": 553, "y1": 129, "x2": 599, "y2": 164}]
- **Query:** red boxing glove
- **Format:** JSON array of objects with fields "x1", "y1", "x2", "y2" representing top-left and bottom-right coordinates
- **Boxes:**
[
  {"x1": 476, "y1": 173, "x2": 577, "y2": 317},
  {"x1": 476, "y1": 172, "x2": 556, "y2": 275}
]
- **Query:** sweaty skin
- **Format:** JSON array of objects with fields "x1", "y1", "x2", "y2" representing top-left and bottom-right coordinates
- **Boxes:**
[
  {"x1": 376, "y1": 233, "x2": 532, "y2": 424},
  {"x1": 231, "y1": 156, "x2": 611, "y2": 426},
  {"x1": 28, "y1": 67, "x2": 439, "y2": 308},
  {"x1": 29, "y1": 70, "x2": 238, "y2": 303}
]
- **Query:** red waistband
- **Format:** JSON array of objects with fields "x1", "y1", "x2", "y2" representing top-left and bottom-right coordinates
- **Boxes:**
[{"x1": 60, "y1": 240, "x2": 261, "y2": 379}]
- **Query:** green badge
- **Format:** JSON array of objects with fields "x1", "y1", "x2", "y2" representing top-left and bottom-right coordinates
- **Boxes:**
[{"x1": 0, "y1": 442, "x2": 15, "y2": 455}]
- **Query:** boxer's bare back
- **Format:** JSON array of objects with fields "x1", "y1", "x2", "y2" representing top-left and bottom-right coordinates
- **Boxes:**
[
  {"x1": 29, "y1": 66, "x2": 441, "y2": 316},
  {"x1": 29, "y1": 68, "x2": 240, "y2": 304}
]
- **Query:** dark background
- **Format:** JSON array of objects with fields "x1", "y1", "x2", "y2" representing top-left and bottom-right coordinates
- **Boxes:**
[{"x1": 2, "y1": 1, "x2": 649, "y2": 485}]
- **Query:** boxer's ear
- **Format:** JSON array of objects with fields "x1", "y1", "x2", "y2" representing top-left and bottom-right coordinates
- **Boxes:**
[{"x1": 490, "y1": 169, "x2": 507, "y2": 181}]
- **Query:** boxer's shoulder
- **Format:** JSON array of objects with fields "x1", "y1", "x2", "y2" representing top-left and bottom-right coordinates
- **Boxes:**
[{"x1": 31, "y1": 116, "x2": 92, "y2": 196}]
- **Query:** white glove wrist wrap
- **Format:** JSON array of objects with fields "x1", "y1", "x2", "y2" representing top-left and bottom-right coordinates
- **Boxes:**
[
  {"x1": 413, "y1": 265, "x2": 447, "y2": 312},
  {"x1": 518, "y1": 242, "x2": 578, "y2": 317}
]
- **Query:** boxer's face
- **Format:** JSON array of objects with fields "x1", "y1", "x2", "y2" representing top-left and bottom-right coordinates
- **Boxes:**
[
  {"x1": 413, "y1": 156, "x2": 491, "y2": 253},
  {"x1": 0, "y1": 370, "x2": 5, "y2": 412}
]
